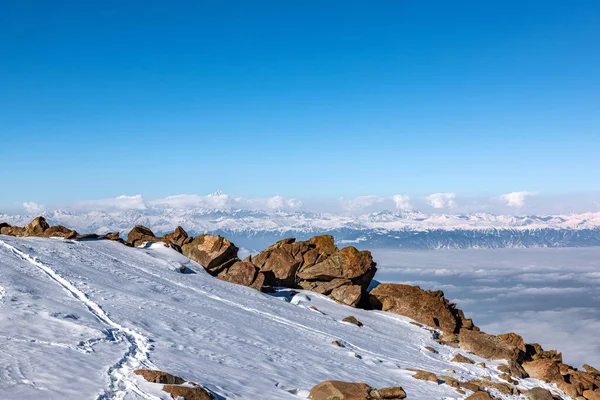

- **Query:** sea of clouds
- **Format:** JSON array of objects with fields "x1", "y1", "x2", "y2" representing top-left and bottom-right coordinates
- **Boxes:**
[{"x1": 371, "y1": 247, "x2": 600, "y2": 368}]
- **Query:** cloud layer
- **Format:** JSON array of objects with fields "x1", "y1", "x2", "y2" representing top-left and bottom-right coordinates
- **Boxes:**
[{"x1": 499, "y1": 191, "x2": 537, "y2": 208}]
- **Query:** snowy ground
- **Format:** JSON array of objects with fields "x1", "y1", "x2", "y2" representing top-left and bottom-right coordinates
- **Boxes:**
[
  {"x1": 371, "y1": 247, "x2": 600, "y2": 368},
  {"x1": 0, "y1": 236, "x2": 571, "y2": 399}
]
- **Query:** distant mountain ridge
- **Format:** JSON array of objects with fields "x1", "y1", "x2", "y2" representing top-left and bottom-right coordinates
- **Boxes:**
[{"x1": 2, "y1": 208, "x2": 600, "y2": 250}]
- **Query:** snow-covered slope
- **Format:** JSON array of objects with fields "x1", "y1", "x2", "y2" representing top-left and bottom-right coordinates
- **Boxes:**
[
  {"x1": 3, "y1": 209, "x2": 600, "y2": 249},
  {"x1": 0, "y1": 236, "x2": 568, "y2": 399}
]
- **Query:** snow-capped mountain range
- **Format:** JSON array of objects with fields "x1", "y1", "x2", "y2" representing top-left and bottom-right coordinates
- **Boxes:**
[{"x1": 3, "y1": 207, "x2": 600, "y2": 250}]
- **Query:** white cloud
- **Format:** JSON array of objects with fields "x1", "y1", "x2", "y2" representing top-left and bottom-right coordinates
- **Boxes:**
[
  {"x1": 424, "y1": 193, "x2": 456, "y2": 209},
  {"x1": 150, "y1": 192, "x2": 302, "y2": 211},
  {"x1": 391, "y1": 194, "x2": 411, "y2": 210},
  {"x1": 499, "y1": 191, "x2": 537, "y2": 208},
  {"x1": 340, "y1": 195, "x2": 387, "y2": 212},
  {"x1": 75, "y1": 195, "x2": 147, "y2": 211},
  {"x1": 23, "y1": 202, "x2": 45, "y2": 214}
]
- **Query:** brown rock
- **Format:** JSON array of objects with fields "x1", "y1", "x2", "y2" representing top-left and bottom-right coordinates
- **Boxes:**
[
  {"x1": 217, "y1": 261, "x2": 263, "y2": 290},
  {"x1": 469, "y1": 379, "x2": 513, "y2": 395},
  {"x1": 458, "y1": 330, "x2": 521, "y2": 362},
  {"x1": 583, "y1": 364, "x2": 600, "y2": 376},
  {"x1": 24, "y1": 216, "x2": 49, "y2": 236},
  {"x1": 369, "y1": 284, "x2": 458, "y2": 334},
  {"x1": 465, "y1": 392, "x2": 492, "y2": 400},
  {"x1": 583, "y1": 389, "x2": 600, "y2": 400},
  {"x1": 411, "y1": 371, "x2": 438, "y2": 383},
  {"x1": 424, "y1": 346, "x2": 438, "y2": 353},
  {"x1": 557, "y1": 381, "x2": 581, "y2": 398},
  {"x1": 182, "y1": 234, "x2": 239, "y2": 273},
  {"x1": 43, "y1": 225, "x2": 78, "y2": 238},
  {"x1": 162, "y1": 226, "x2": 190, "y2": 248},
  {"x1": 525, "y1": 387, "x2": 554, "y2": 400},
  {"x1": 163, "y1": 384, "x2": 213, "y2": 400},
  {"x1": 298, "y1": 278, "x2": 352, "y2": 295},
  {"x1": 134, "y1": 369, "x2": 185, "y2": 384},
  {"x1": 460, "y1": 382, "x2": 480, "y2": 392},
  {"x1": 330, "y1": 285, "x2": 362, "y2": 307},
  {"x1": 127, "y1": 225, "x2": 158, "y2": 247},
  {"x1": 342, "y1": 316, "x2": 363, "y2": 327},
  {"x1": 497, "y1": 332, "x2": 526, "y2": 353},
  {"x1": 308, "y1": 380, "x2": 371, "y2": 399},
  {"x1": 297, "y1": 246, "x2": 375, "y2": 281},
  {"x1": 257, "y1": 246, "x2": 300, "y2": 286},
  {"x1": 372, "y1": 386, "x2": 407, "y2": 399},
  {"x1": 451, "y1": 353, "x2": 475, "y2": 364},
  {"x1": 522, "y1": 359, "x2": 562, "y2": 383},
  {"x1": 332, "y1": 340, "x2": 344, "y2": 347}
]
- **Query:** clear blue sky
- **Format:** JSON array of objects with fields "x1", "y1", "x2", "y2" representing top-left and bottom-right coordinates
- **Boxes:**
[{"x1": 1, "y1": 0, "x2": 599, "y2": 206}]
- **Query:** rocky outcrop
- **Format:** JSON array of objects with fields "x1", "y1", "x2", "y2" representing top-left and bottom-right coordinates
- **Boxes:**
[
  {"x1": 43, "y1": 225, "x2": 78, "y2": 238},
  {"x1": 182, "y1": 234, "x2": 239, "y2": 274},
  {"x1": 251, "y1": 235, "x2": 376, "y2": 307},
  {"x1": 525, "y1": 387, "x2": 555, "y2": 400},
  {"x1": 162, "y1": 226, "x2": 192, "y2": 250},
  {"x1": 0, "y1": 223, "x2": 25, "y2": 236},
  {"x1": 458, "y1": 330, "x2": 522, "y2": 362},
  {"x1": 134, "y1": 369, "x2": 185, "y2": 384},
  {"x1": 369, "y1": 284, "x2": 465, "y2": 336},
  {"x1": 127, "y1": 225, "x2": 159, "y2": 247},
  {"x1": 308, "y1": 380, "x2": 406, "y2": 399},
  {"x1": 24, "y1": 216, "x2": 50, "y2": 236}
]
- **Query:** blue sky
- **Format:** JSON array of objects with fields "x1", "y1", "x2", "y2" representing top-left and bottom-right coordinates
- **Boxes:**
[{"x1": 1, "y1": 1, "x2": 599, "y2": 210}]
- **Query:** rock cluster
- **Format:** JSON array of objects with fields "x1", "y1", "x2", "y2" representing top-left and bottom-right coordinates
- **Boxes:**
[
  {"x1": 0, "y1": 217, "x2": 124, "y2": 242},
  {"x1": 308, "y1": 380, "x2": 406, "y2": 399},
  {"x1": 134, "y1": 369, "x2": 213, "y2": 399}
]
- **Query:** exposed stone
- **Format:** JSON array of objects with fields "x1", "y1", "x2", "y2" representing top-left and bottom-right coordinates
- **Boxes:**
[
  {"x1": 24, "y1": 216, "x2": 49, "y2": 236},
  {"x1": 43, "y1": 225, "x2": 78, "y2": 238},
  {"x1": 451, "y1": 353, "x2": 475, "y2": 364},
  {"x1": 308, "y1": 380, "x2": 371, "y2": 399},
  {"x1": 162, "y1": 226, "x2": 191, "y2": 248},
  {"x1": 182, "y1": 234, "x2": 239, "y2": 274},
  {"x1": 134, "y1": 369, "x2": 185, "y2": 384},
  {"x1": 469, "y1": 379, "x2": 512, "y2": 395},
  {"x1": 127, "y1": 225, "x2": 158, "y2": 247},
  {"x1": 258, "y1": 246, "x2": 301, "y2": 286},
  {"x1": 298, "y1": 278, "x2": 352, "y2": 295},
  {"x1": 369, "y1": 284, "x2": 459, "y2": 334},
  {"x1": 371, "y1": 386, "x2": 407, "y2": 399},
  {"x1": 497, "y1": 332, "x2": 526, "y2": 353},
  {"x1": 411, "y1": 371, "x2": 438, "y2": 383},
  {"x1": 217, "y1": 261, "x2": 264, "y2": 290},
  {"x1": 476, "y1": 362, "x2": 486, "y2": 368},
  {"x1": 424, "y1": 346, "x2": 438, "y2": 353},
  {"x1": 163, "y1": 384, "x2": 213, "y2": 400},
  {"x1": 583, "y1": 389, "x2": 600, "y2": 400},
  {"x1": 330, "y1": 285, "x2": 362, "y2": 307},
  {"x1": 297, "y1": 246, "x2": 375, "y2": 281},
  {"x1": 332, "y1": 340, "x2": 344, "y2": 347},
  {"x1": 460, "y1": 382, "x2": 481, "y2": 392},
  {"x1": 525, "y1": 387, "x2": 554, "y2": 400},
  {"x1": 522, "y1": 359, "x2": 562, "y2": 383},
  {"x1": 458, "y1": 330, "x2": 521, "y2": 362},
  {"x1": 342, "y1": 316, "x2": 363, "y2": 327},
  {"x1": 583, "y1": 364, "x2": 600, "y2": 376}
]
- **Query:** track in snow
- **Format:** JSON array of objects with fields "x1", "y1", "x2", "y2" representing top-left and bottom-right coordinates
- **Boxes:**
[{"x1": 0, "y1": 240, "x2": 160, "y2": 400}]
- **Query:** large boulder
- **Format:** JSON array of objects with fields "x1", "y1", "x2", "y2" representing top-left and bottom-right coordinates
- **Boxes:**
[
  {"x1": 0, "y1": 223, "x2": 25, "y2": 236},
  {"x1": 163, "y1": 385, "x2": 213, "y2": 400},
  {"x1": 330, "y1": 285, "x2": 362, "y2": 307},
  {"x1": 43, "y1": 225, "x2": 78, "y2": 238},
  {"x1": 297, "y1": 246, "x2": 375, "y2": 282},
  {"x1": 24, "y1": 216, "x2": 49, "y2": 236},
  {"x1": 525, "y1": 388, "x2": 554, "y2": 400},
  {"x1": 182, "y1": 234, "x2": 239, "y2": 274},
  {"x1": 253, "y1": 243, "x2": 301, "y2": 286},
  {"x1": 458, "y1": 330, "x2": 522, "y2": 363},
  {"x1": 521, "y1": 359, "x2": 562, "y2": 383},
  {"x1": 217, "y1": 261, "x2": 265, "y2": 291},
  {"x1": 369, "y1": 284, "x2": 459, "y2": 334},
  {"x1": 162, "y1": 226, "x2": 191, "y2": 248},
  {"x1": 127, "y1": 225, "x2": 158, "y2": 247},
  {"x1": 134, "y1": 369, "x2": 185, "y2": 384},
  {"x1": 308, "y1": 380, "x2": 406, "y2": 400}
]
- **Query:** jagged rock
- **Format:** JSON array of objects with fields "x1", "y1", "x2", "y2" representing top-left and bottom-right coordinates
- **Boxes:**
[
  {"x1": 332, "y1": 340, "x2": 344, "y2": 347},
  {"x1": 163, "y1": 384, "x2": 213, "y2": 400},
  {"x1": 411, "y1": 370, "x2": 438, "y2": 383},
  {"x1": 127, "y1": 225, "x2": 158, "y2": 247},
  {"x1": 583, "y1": 389, "x2": 600, "y2": 400},
  {"x1": 583, "y1": 364, "x2": 600, "y2": 376},
  {"x1": 557, "y1": 381, "x2": 580, "y2": 398},
  {"x1": 255, "y1": 245, "x2": 301, "y2": 286},
  {"x1": 162, "y1": 226, "x2": 191, "y2": 248},
  {"x1": 522, "y1": 359, "x2": 562, "y2": 383},
  {"x1": 307, "y1": 380, "x2": 371, "y2": 399},
  {"x1": 182, "y1": 234, "x2": 239, "y2": 274},
  {"x1": 424, "y1": 346, "x2": 437, "y2": 353},
  {"x1": 342, "y1": 315, "x2": 363, "y2": 327},
  {"x1": 497, "y1": 332, "x2": 526, "y2": 353},
  {"x1": 525, "y1": 387, "x2": 554, "y2": 400},
  {"x1": 330, "y1": 284, "x2": 362, "y2": 307},
  {"x1": 134, "y1": 369, "x2": 185, "y2": 384},
  {"x1": 217, "y1": 260, "x2": 264, "y2": 290},
  {"x1": 372, "y1": 386, "x2": 407, "y2": 399},
  {"x1": 465, "y1": 392, "x2": 492, "y2": 400},
  {"x1": 299, "y1": 278, "x2": 352, "y2": 295},
  {"x1": 0, "y1": 224, "x2": 25, "y2": 236},
  {"x1": 43, "y1": 225, "x2": 78, "y2": 238},
  {"x1": 451, "y1": 353, "x2": 475, "y2": 364},
  {"x1": 458, "y1": 330, "x2": 521, "y2": 363},
  {"x1": 297, "y1": 246, "x2": 375, "y2": 282},
  {"x1": 369, "y1": 284, "x2": 459, "y2": 334},
  {"x1": 469, "y1": 379, "x2": 513, "y2": 395},
  {"x1": 460, "y1": 382, "x2": 481, "y2": 392},
  {"x1": 525, "y1": 343, "x2": 562, "y2": 362},
  {"x1": 24, "y1": 216, "x2": 49, "y2": 236}
]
